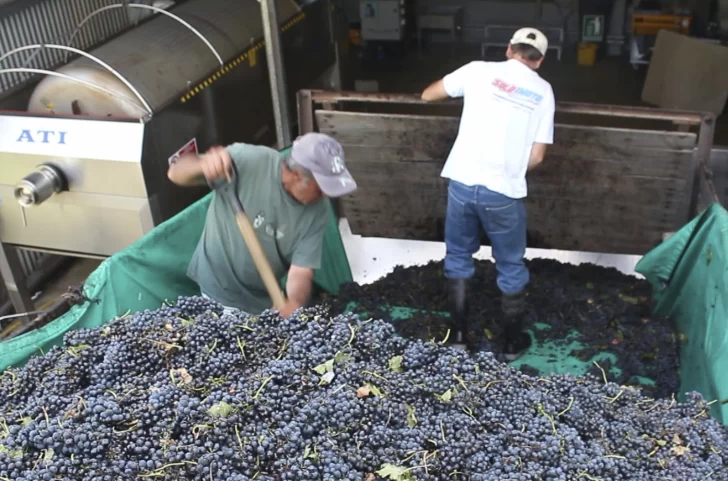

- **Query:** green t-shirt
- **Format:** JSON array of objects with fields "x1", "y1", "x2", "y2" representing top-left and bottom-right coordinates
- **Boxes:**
[{"x1": 187, "y1": 143, "x2": 328, "y2": 313}]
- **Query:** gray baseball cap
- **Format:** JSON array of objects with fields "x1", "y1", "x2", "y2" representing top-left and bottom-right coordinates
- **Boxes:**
[{"x1": 290, "y1": 133, "x2": 357, "y2": 197}]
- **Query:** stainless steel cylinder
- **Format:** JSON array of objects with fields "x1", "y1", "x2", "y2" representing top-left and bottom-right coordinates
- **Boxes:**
[{"x1": 14, "y1": 164, "x2": 66, "y2": 207}]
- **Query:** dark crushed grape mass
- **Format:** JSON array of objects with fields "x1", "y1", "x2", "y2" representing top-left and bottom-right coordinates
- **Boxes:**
[
  {"x1": 1, "y1": 295, "x2": 727, "y2": 481},
  {"x1": 323, "y1": 258, "x2": 680, "y2": 398}
]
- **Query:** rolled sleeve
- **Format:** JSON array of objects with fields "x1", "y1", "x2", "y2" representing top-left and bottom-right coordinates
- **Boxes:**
[
  {"x1": 225, "y1": 142, "x2": 260, "y2": 174},
  {"x1": 442, "y1": 62, "x2": 476, "y2": 98},
  {"x1": 291, "y1": 209, "x2": 328, "y2": 270}
]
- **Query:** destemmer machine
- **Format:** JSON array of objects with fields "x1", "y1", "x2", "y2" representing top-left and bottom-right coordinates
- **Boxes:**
[{"x1": 0, "y1": 0, "x2": 341, "y2": 323}]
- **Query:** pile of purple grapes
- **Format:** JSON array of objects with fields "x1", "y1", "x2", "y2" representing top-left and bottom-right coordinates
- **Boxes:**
[{"x1": 0, "y1": 296, "x2": 725, "y2": 481}]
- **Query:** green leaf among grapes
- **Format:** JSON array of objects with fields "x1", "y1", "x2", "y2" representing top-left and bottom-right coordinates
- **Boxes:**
[
  {"x1": 436, "y1": 389, "x2": 454, "y2": 403},
  {"x1": 388, "y1": 356, "x2": 403, "y2": 373},
  {"x1": 207, "y1": 401, "x2": 235, "y2": 418},
  {"x1": 405, "y1": 404, "x2": 417, "y2": 428},
  {"x1": 0, "y1": 445, "x2": 22, "y2": 459},
  {"x1": 313, "y1": 359, "x2": 335, "y2": 375},
  {"x1": 377, "y1": 464, "x2": 408, "y2": 480}
]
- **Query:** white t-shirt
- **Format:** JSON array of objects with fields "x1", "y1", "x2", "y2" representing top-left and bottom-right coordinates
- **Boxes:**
[{"x1": 441, "y1": 59, "x2": 555, "y2": 199}]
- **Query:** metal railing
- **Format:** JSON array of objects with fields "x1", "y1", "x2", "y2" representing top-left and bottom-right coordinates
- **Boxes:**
[{"x1": 0, "y1": 0, "x2": 133, "y2": 94}]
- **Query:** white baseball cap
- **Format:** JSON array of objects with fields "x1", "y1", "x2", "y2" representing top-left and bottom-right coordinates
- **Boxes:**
[{"x1": 510, "y1": 27, "x2": 548, "y2": 56}]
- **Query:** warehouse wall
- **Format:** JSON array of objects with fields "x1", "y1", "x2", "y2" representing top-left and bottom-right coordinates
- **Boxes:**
[{"x1": 345, "y1": 0, "x2": 581, "y2": 43}]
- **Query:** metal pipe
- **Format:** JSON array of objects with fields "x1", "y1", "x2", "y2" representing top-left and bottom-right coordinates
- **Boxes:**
[
  {"x1": 65, "y1": 4, "x2": 224, "y2": 67},
  {"x1": 302, "y1": 90, "x2": 709, "y2": 125},
  {"x1": 261, "y1": 0, "x2": 292, "y2": 149},
  {"x1": 14, "y1": 164, "x2": 67, "y2": 207}
]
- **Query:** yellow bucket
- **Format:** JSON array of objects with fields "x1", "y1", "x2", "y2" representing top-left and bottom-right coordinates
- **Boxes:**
[{"x1": 577, "y1": 42, "x2": 597, "y2": 66}]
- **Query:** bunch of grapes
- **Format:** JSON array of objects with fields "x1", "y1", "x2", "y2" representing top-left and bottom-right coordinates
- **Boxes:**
[{"x1": 0, "y1": 296, "x2": 725, "y2": 481}]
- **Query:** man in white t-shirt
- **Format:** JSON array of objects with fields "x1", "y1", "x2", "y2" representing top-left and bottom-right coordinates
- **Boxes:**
[{"x1": 421, "y1": 27, "x2": 556, "y2": 360}]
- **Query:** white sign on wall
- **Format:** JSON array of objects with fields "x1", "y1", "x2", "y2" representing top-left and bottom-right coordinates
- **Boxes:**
[{"x1": 0, "y1": 115, "x2": 145, "y2": 162}]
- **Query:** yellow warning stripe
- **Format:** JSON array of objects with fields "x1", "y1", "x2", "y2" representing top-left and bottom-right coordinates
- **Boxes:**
[{"x1": 180, "y1": 12, "x2": 307, "y2": 103}]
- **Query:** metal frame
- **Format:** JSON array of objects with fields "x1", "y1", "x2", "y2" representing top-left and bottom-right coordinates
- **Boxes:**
[
  {"x1": 296, "y1": 89, "x2": 720, "y2": 221},
  {"x1": 417, "y1": 6, "x2": 464, "y2": 54},
  {"x1": 0, "y1": 44, "x2": 153, "y2": 116},
  {"x1": 0, "y1": 243, "x2": 34, "y2": 316},
  {"x1": 261, "y1": 0, "x2": 293, "y2": 149},
  {"x1": 65, "y1": 3, "x2": 224, "y2": 67},
  {"x1": 481, "y1": 24, "x2": 564, "y2": 61}
]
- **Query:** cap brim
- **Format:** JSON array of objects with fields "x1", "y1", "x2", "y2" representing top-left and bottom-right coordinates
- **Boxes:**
[{"x1": 313, "y1": 169, "x2": 358, "y2": 197}]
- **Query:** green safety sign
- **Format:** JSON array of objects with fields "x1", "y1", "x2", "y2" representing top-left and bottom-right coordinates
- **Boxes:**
[{"x1": 582, "y1": 15, "x2": 605, "y2": 42}]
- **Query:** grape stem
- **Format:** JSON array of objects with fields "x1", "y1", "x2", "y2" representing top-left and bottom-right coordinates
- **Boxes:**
[
  {"x1": 137, "y1": 461, "x2": 198, "y2": 478},
  {"x1": 557, "y1": 397, "x2": 575, "y2": 417},
  {"x1": 453, "y1": 375, "x2": 470, "y2": 393},
  {"x1": 0, "y1": 416, "x2": 9, "y2": 438},
  {"x1": 441, "y1": 329, "x2": 451, "y2": 345},
  {"x1": 607, "y1": 389, "x2": 625, "y2": 404},
  {"x1": 236, "y1": 336, "x2": 247, "y2": 360},
  {"x1": 252, "y1": 376, "x2": 275, "y2": 399},
  {"x1": 577, "y1": 470, "x2": 604, "y2": 481},
  {"x1": 347, "y1": 324, "x2": 357, "y2": 346},
  {"x1": 537, "y1": 404, "x2": 557, "y2": 435},
  {"x1": 592, "y1": 361, "x2": 608, "y2": 385}
]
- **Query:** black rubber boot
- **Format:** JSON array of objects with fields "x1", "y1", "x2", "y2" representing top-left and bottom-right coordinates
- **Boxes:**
[
  {"x1": 447, "y1": 278, "x2": 470, "y2": 348},
  {"x1": 501, "y1": 290, "x2": 532, "y2": 361}
]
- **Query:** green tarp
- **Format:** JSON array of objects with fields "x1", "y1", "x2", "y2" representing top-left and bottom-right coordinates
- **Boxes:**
[
  {"x1": 635, "y1": 202, "x2": 728, "y2": 423},
  {"x1": 0, "y1": 148, "x2": 353, "y2": 371}
]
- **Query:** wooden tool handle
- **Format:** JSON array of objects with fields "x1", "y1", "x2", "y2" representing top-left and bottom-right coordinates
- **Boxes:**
[{"x1": 234, "y1": 212, "x2": 287, "y2": 310}]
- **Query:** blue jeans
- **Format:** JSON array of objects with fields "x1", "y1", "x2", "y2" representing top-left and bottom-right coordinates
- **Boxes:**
[{"x1": 444, "y1": 180, "x2": 529, "y2": 295}]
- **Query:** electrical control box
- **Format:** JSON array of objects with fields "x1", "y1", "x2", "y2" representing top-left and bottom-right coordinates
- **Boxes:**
[{"x1": 360, "y1": 0, "x2": 405, "y2": 41}]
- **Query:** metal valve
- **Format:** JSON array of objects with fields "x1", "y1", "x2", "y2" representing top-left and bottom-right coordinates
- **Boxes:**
[{"x1": 14, "y1": 164, "x2": 66, "y2": 207}]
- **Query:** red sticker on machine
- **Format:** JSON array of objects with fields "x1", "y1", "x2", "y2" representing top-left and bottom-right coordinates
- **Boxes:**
[{"x1": 168, "y1": 138, "x2": 198, "y2": 164}]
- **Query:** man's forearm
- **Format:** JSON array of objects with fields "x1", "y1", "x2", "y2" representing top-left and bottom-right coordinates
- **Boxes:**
[
  {"x1": 421, "y1": 79, "x2": 450, "y2": 102},
  {"x1": 527, "y1": 143, "x2": 548, "y2": 171},
  {"x1": 286, "y1": 273, "x2": 312, "y2": 308},
  {"x1": 527, "y1": 156, "x2": 543, "y2": 171},
  {"x1": 280, "y1": 266, "x2": 314, "y2": 317}
]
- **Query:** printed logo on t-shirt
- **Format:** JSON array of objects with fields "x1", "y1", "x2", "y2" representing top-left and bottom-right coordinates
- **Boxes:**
[
  {"x1": 262, "y1": 222, "x2": 285, "y2": 240},
  {"x1": 492, "y1": 79, "x2": 543, "y2": 105},
  {"x1": 254, "y1": 212, "x2": 265, "y2": 229}
]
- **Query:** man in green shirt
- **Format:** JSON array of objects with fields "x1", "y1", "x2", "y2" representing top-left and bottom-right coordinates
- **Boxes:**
[{"x1": 167, "y1": 133, "x2": 357, "y2": 317}]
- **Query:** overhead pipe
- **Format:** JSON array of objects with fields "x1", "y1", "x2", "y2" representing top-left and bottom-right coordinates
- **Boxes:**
[{"x1": 260, "y1": 0, "x2": 292, "y2": 149}]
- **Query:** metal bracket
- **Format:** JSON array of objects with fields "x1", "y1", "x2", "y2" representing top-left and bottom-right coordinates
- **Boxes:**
[
  {"x1": 0, "y1": 44, "x2": 153, "y2": 116},
  {"x1": 66, "y1": 3, "x2": 224, "y2": 67},
  {"x1": 0, "y1": 242, "x2": 34, "y2": 318},
  {"x1": 0, "y1": 67, "x2": 151, "y2": 117}
]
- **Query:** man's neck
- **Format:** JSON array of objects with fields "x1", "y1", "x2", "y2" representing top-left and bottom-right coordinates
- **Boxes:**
[{"x1": 509, "y1": 57, "x2": 537, "y2": 71}]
